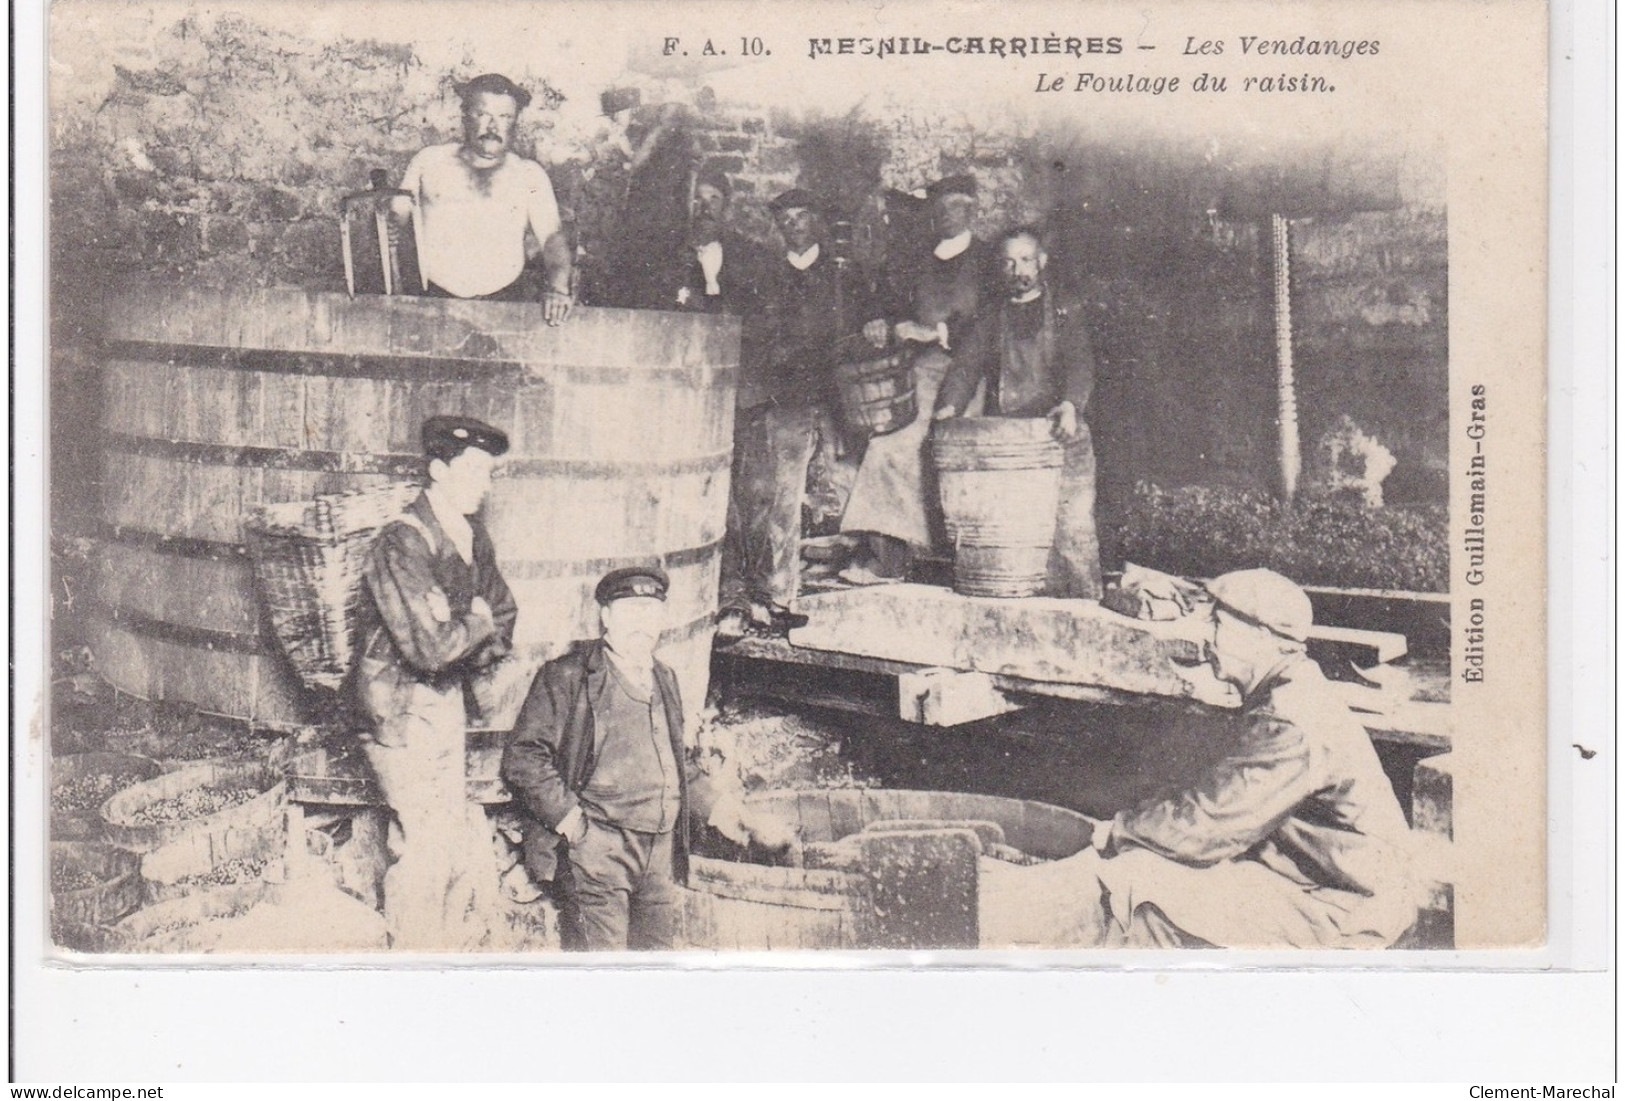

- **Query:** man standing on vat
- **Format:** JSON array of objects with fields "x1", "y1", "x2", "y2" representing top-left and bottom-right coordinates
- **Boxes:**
[
  {"x1": 356, "y1": 416, "x2": 518, "y2": 950},
  {"x1": 1062, "y1": 569, "x2": 1419, "y2": 948},
  {"x1": 934, "y1": 225, "x2": 1104, "y2": 598},
  {"x1": 401, "y1": 73, "x2": 574, "y2": 325},
  {"x1": 841, "y1": 174, "x2": 996, "y2": 585},
  {"x1": 716, "y1": 188, "x2": 867, "y2": 639}
]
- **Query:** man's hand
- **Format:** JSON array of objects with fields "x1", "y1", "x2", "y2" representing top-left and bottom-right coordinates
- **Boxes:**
[
  {"x1": 1090, "y1": 817, "x2": 1113, "y2": 855},
  {"x1": 543, "y1": 288, "x2": 573, "y2": 326},
  {"x1": 557, "y1": 805, "x2": 589, "y2": 845},
  {"x1": 470, "y1": 596, "x2": 495, "y2": 625},
  {"x1": 862, "y1": 319, "x2": 890, "y2": 348},
  {"x1": 933, "y1": 405, "x2": 958, "y2": 421},
  {"x1": 738, "y1": 803, "x2": 799, "y2": 852},
  {"x1": 1047, "y1": 401, "x2": 1080, "y2": 442},
  {"x1": 895, "y1": 320, "x2": 946, "y2": 346}
]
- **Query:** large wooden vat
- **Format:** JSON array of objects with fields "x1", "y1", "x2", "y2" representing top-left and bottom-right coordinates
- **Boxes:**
[
  {"x1": 683, "y1": 788, "x2": 1100, "y2": 950},
  {"x1": 91, "y1": 287, "x2": 739, "y2": 730}
]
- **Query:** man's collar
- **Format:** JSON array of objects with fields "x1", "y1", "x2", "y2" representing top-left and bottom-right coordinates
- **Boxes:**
[
  {"x1": 423, "y1": 486, "x2": 474, "y2": 554},
  {"x1": 786, "y1": 243, "x2": 821, "y2": 270},
  {"x1": 934, "y1": 231, "x2": 973, "y2": 261}
]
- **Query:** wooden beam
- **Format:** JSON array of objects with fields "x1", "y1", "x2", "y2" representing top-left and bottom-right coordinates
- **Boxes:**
[
  {"x1": 897, "y1": 668, "x2": 1027, "y2": 727},
  {"x1": 716, "y1": 635, "x2": 1452, "y2": 751}
]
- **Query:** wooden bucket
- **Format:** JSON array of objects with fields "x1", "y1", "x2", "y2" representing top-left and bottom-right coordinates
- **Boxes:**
[
  {"x1": 50, "y1": 752, "x2": 164, "y2": 842},
  {"x1": 92, "y1": 287, "x2": 740, "y2": 731},
  {"x1": 50, "y1": 841, "x2": 145, "y2": 950},
  {"x1": 682, "y1": 788, "x2": 1097, "y2": 950},
  {"x1": 100, "y1": 759, "x2": 284, "y2": 854},
  {"x1": 931, "y1": 417, "x2": 1064, "y2": 597},
  {"x1": 834, "y1": 348, "x2": 917, "y2": 438}
]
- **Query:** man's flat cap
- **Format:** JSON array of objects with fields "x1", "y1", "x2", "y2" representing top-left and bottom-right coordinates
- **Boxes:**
[
  {"x1": 456, "y1": 73, "x2": 532, "y2": 111},
  {"x1": 422, "y1": 415, "x2": 510, "y2": 461},
  {"x1": 595, "y1": 565, "x2": 670, "y2": 604},
  {"x1": 768, "y1": 188, "x2": 818, "y2": 215},
  {"x1": 1206, "y1": 568, "x2": 1313, "y2": 643},
  {"x1": 926, "y1": 174, "x2": 978, "y2": 200}
]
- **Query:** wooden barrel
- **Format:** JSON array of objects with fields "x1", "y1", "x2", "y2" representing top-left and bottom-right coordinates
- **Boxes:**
[
  {"x1": 50, "y1": 841, "x2": 145, "y2": 950},
  {"x1": 51, "y1": 752, "x2": 164, "y2": 842},
  {"x1": 931, "y1": 417, "x2": 1064, "y2": 598},
  {"x1": 833, "y1": 348, "x2": 917, "y2": 438},
  {"x1": 92, "y1": 287, "x2": 739, "y2": 731},
  {"x1": 682, "y1": 788, "x2": 1097, "y2": 950}
]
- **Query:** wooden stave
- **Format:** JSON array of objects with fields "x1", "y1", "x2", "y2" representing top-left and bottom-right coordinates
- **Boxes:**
[{"x1": 679, "y1": 789, "x2": 1097, "y2": 949}]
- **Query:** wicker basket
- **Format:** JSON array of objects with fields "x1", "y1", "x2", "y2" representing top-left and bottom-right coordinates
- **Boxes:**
[{"x1": 245, "y1": 482, "x2": 423, "y2": 692}]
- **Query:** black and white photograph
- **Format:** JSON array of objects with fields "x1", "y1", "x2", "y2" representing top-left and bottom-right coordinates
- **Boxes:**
[{"x1": 34, "y1": 0, "x2": 1550, "y2": 963}]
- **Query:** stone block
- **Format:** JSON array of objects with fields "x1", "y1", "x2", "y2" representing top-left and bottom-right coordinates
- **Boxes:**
[
  {"x1": 789, "y1": 584, "x2": 1235, "y2": 703},
  {"x1": 897, "y1": 667, "x2": 1025, "y2": 727},
  {"x1": 1412, "y1": 752, "x2": 1454, "y2": 838},
  {"x1": 755, "y1": 142, "x2": 802, "y2": 174}
]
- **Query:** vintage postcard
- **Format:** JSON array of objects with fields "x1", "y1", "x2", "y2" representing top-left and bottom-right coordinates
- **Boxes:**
[{"x1": 32, "y1": 0, "x2": 1548, "y2": 964}]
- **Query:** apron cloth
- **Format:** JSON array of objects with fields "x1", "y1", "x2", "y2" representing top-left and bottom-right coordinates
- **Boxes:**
[{"x1": 840, "y1": 347, "x2": 949, "y2": 551}]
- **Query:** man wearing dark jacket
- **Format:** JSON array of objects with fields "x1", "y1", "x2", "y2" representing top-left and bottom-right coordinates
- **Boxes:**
[
  {"x1": 935, "y1": 226, "x2": 1102, "y2": 597},
  {"x1": 356, "y1": 415, "x2": 518, "y2": 950},
  {"x1": 503, "y1": 566, "x2": 694, "y2": 950},
  {"x1": 669, "y1": 168, "x2": 766, "y2": 315},
  {"x1": 716, "y1": 189, "x2": 856, "y2": 638},
  {"x1": 1072, "y1": 569, "x2": 1419, "y2": 948}
]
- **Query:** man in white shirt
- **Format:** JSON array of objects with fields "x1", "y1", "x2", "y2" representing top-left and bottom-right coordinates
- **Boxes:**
[{"x1": 400, "y1": 73, "x2": 574, "y2": 325}]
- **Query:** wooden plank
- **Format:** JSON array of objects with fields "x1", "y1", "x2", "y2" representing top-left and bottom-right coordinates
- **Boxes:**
[
  {"x1": 788, "y1": 584, "x2": 1227, "y2": 701},
  {"x1": 1307, "y1": 624, "x2": 1408, "y2": 666},
  {"x1": 794, "y1": 792, "x2": 836, "y2": 845},
  {"x1": 855, "y1": 829, "x2": 980, "y2": 949},
  {"x1": 826, "y1": 790, "x2": 864, "y2": 842}
]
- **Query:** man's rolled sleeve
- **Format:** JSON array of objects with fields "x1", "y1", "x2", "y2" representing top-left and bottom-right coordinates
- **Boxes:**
[
  {"x1": 936, "y1": 313, "x2": 993, "y2": 414},
  {"x1": 1058, "y1": 306, "x2": 1096, "y2": 413}
]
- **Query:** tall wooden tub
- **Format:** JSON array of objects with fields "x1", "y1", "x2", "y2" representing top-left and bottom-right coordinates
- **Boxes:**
[
  {"x1": 92, "y1": 287, "x2": 739, "y2": 730},
  {"x1": 931, "y1": 417, "x2": 1064, "y2": 598}
]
